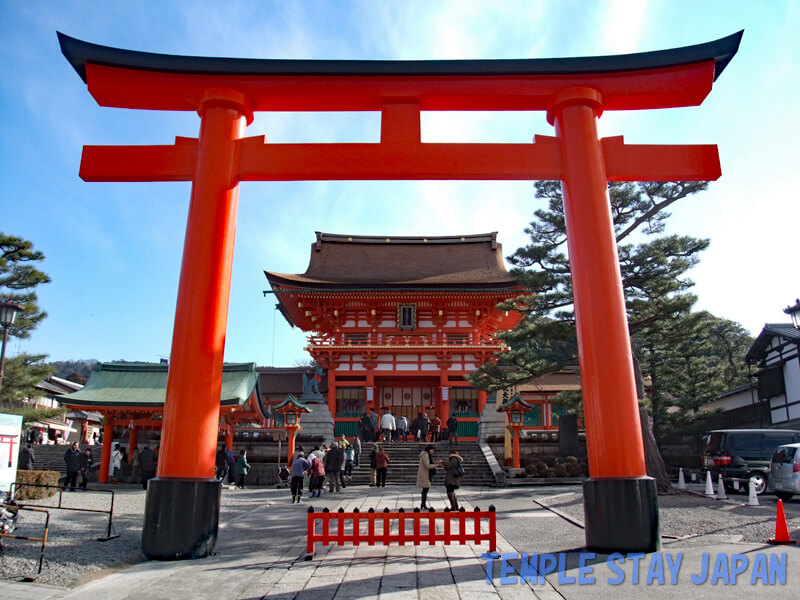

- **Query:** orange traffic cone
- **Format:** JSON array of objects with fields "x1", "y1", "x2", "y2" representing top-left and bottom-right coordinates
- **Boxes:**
[{"x1": 767, "y1": 500, "x2": 797, "y2": 545}]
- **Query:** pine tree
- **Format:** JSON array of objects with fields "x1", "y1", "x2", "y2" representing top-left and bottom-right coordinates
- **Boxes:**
[
  {"x1": 468, "y1": 180, "x2": 719, "y2": 492},
  {"x1": 1, "y1": 233, "x2": 51, "y2": 338}
]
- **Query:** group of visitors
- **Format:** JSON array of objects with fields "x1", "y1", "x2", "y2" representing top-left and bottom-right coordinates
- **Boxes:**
[
  {"x1": 215, "y1": 445, "x2": 251, "y2": 489},
  {"x1": 285, "y1": 435, "x2": 363, "y2": 503},
  {"x1": 272, "y1": 433, "x2": 464, "y2": 510},
  {"x1": 358, "y1": 409, "x2": 460, "y2": 444},
  {"x1": 417, "y1": 445, "x2": 464, "y2": 511},
  {"x1": 108, "y1": 443, "x2": 157, "y2": 489}
]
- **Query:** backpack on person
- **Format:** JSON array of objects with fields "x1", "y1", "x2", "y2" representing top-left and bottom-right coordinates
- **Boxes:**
[{"x1": 452, "y1": 462, "x2": 465, "y2": 478}]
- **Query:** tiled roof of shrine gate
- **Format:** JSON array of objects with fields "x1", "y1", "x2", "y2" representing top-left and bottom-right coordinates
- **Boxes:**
[
  {"x1": 265, "y1": 232, "x2": 519, "y2": 290},
  {"x1": 59, "y1": 362, "x2": 263, "y2": 409}
]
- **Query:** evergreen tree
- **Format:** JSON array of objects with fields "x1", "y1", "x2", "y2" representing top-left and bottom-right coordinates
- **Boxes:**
[
  {"x1": 0, "y1": 353, "x2": 55, "y2": 404},
  {"x1": 1, "y1": 234, "x2": 53, "y2": 403},
  {"x1": 469, "y1": 180, "x2": 710, "y2": 391},
  {"x1": 468, "y1": 180, "x2": 720, "y2": 492},
  {"x1": 1, "y1": 233, "x2": 51, "y2": 338}
]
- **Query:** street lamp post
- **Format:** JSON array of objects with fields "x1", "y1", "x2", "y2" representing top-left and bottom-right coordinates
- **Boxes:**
[
  {"x1": 0, "y1": 300, "x2": 24, "y2": 394},
  {"x1": 274, "y1": 394, "x2": 311, "y2": 462},
  {"x1": 497, "y1": 391, "x2": 536, "y2": 469},
  {"x1": 784, "y1": 299, "x2": 800, "y2": 329}
]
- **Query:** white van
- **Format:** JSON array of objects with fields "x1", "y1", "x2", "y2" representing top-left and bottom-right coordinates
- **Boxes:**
[{"x1": 769, "y1": 442, "x2": 800, "y2": 501}]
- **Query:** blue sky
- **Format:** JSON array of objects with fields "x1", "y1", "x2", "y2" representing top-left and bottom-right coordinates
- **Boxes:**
[{"x1": 1, "y1": 1, "x2": 797, "y2": 367}]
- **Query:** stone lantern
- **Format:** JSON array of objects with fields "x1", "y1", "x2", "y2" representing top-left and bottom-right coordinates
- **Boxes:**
[{"x1": 497, "y1": 391, "x2": 535, "y2": 469}]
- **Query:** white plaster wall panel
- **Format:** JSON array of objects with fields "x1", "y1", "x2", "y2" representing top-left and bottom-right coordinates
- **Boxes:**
[
  {"x1": 784, "y1": 359, "x2": 800, "y2": 401},
  {"x1": 772, "y1": 408, "x2": 788, "y2": 423}
]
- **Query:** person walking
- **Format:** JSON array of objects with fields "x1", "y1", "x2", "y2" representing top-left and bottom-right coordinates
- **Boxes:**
[
  {"x1": 414, "y1": 413, "x2": 430, "y2": 442},
  {"x1": 344, "y1": 443, "x2": 355, "y2": 482},
  {"x1": 369, "y1": 408, "x2": 379, "y2": 442},
  {"x1": 375, "y1": 445, "x2": 390, "y2": 487},
  {"x1": 445, "y1": 449, "x2": 464, "y2": 511},
  {"x1": 380, "y1": 410, "x2": 396, "y2": 443},
  {"x1": 79, "y1": 448, "x2": 93, "y2": 490},
  {"x1": 396, "y1": 415, "x2": 408, "y2": 443},
  {"x1": 369, "y1": 444, "x2": 378, "y2": 486},
  {"x1": 226, "y1": 445, "x2": 236, "y2": 485},
  {"x1": 109, "y1": 443, "x2": 123, "y2": 484},
  {"x1": 353, "y1": 435, "x2": 361, "y2": 467},
  {"x1": 359, "y1": 411, "x2": 373, "y2": 442},
  {"x1": 235, "y1": 449, "x2": 250, "y2": 489},
  {"x1": 430, "y1": 414, "x2": 442, "y2": 442},
  {"x1": 447, "y1": 413, "x2": 459, "y2": 445},
  {"x1": 64, "y1": 442, "x2": 82, "y2": 491},
  {"x1": 289, "y1": 451, "x2": 311, "y2": 504},
  {"x1": 139, "y1": 446, "x2": 156, "y2": 490},
  {"x1": 309, "y1": 448, "x2": 326, "y2": 497},
  {"x1": 324, "y1": 442, "x2": 344, "y2": 493},
  {"x1": 416, "y1": 444, "x2": 442, "y2": 510},
  {"x1": 215, "y1": 444, "x2": 229, "y2": 482},
  {"x1": 19, "y1": 444, "x2": 35, "y2": 470},
  {"x1": 129, "y1": 446, "x2": 141, "y2": 485}
]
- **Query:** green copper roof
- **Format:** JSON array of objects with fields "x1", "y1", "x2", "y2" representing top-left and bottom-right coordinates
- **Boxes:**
[
  {"x1": 60, "y1": 362, "x2": 262, "y2": 409},
  {"x1": 274, "y1": 393, "x2": 311, "y2": 413},
  {"x1": 497, "y1": 391, "x2": 537, "y2": 412}
]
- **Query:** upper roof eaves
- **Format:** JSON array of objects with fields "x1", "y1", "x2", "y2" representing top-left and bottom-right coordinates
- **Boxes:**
[{"x1": 58, "y1": 31, "x2": 742, "y2": 84}]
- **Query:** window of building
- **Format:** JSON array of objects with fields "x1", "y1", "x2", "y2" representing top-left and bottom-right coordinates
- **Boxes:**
[
  {"x1": 446, "y1": 333, "x2": 469, "y2": 345},
  {"x1": 344, "y1": 333, "x2": 368, "y2": 345},
  {"x1": 451, "y1": 387, "x2": 478, "y2": 413},
  {"x1": 336, "y1": 387, "x2": 366, "y2": 415}
]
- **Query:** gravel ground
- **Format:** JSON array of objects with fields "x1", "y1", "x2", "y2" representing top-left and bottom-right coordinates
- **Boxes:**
[
  {"x1": 538, "y1": 490, "x2": 800, "y2": 544},
  {"x1": 0, "y1": 484, "x2": 262, "y2": 587}
]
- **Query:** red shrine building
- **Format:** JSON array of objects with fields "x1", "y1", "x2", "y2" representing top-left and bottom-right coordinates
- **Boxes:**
[{"x1": 265, "y1": 232, "x2": 524, "y2": 440}]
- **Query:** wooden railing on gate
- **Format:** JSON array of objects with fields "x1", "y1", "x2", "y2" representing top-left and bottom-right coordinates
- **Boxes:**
[{"x1": 306, "y1": 505, "x2": 496, "y2": 557}]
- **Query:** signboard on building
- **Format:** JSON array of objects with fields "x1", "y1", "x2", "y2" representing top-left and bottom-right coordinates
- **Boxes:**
[{"x1": 0, "y1": 413, "x2": 23, "y2": 493}]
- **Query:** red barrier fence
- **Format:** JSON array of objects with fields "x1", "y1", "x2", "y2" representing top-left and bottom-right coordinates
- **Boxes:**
[{"x1": 306, "y1": 505, "x2": 496, "y2": 557}]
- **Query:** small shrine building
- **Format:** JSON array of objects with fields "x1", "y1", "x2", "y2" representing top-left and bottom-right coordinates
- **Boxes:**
[
  {"x1": 265, "y1": 232, "x2": 524, "y2": 440},
  {"x1": 60, "y1": 362, "x2": 266, "y2": 482}
]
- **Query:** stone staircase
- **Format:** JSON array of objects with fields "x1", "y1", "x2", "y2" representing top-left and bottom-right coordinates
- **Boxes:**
[
  {"x1": 17, "y1": 444, "x2": 103, "y2": 475},
  {"x1": 345, "y1": 441, "x2": 497, "y2": 487}
]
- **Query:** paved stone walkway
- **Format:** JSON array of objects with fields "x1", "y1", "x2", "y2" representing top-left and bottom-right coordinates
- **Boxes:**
[{"x1": 1, "y1": 485, "x2": 799, "y2": 599}]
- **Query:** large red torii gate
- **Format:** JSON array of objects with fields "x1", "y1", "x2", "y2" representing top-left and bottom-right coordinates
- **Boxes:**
[{"x1": 59, "y1": 31, "x2": 741, "y2": 559}]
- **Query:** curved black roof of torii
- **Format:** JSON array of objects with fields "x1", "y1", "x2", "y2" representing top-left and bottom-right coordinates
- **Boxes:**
[{"x1": 58, "y1": 31, "x2": 742, "y2": 84}]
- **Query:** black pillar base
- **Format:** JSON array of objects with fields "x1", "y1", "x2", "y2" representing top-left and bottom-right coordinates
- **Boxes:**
[
  {"x1": 142, "y1": 478, "x2": 221, "y2": 560},
  {"x1": 583, "y1": 476, "x2": 661, "y2": 553}
]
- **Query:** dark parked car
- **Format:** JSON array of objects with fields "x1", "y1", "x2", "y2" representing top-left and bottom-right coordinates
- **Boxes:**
[{"x1": 702, "y1": 429, "x2": 800, "y2": 494}]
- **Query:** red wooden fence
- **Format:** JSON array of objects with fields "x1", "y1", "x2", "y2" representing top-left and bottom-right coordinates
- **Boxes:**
[{"x1": 306, "y1": 505, "x2": 496, "y2": 556}]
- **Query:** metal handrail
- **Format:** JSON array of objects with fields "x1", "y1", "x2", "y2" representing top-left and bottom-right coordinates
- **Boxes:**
[
  {"x1": 0, "y1": 504, "x2": 50, "y2": 577},
  {"x1": 10, "y1": 482, "x2": 119, "y2": 541}
]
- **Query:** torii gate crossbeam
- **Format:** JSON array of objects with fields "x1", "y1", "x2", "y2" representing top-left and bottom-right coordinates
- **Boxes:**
[{"x1": 59, "y1": 31, "x2": 741, "y2": 559}]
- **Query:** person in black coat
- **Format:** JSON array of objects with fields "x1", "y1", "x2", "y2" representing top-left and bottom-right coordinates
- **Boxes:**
[
  {"x1": 19, "y1": 444, "x2": 35, "y2": 470},
  {"x1": 324, "y1": 444, "x2": 344, "y2": 492},
  {"x1": 139, "y1": 446, "x2": 156, "y2": 490},
  {"x1": 79, "y1": 448, "x2": 94, "y2": 490},
  {"x1": 64, "y1": 442, "x2": 82, "y2": 491}
]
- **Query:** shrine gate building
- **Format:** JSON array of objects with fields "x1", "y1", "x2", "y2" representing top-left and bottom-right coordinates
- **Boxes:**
[{"x1": 265, "y1": 232, "x2": 524, "y2": 439}]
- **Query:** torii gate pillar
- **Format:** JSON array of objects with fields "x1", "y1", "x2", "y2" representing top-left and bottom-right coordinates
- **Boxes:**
[{"x1": 59, "y1": 31, "x2": 741, "y2": 559}]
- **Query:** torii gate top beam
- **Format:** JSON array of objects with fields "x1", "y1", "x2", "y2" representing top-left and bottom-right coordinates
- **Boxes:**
[{"x1": 59, "y1": 31, "x2": 741, "y2": 113}]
